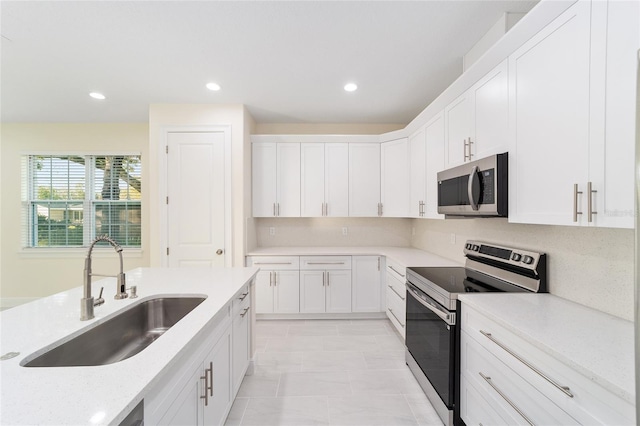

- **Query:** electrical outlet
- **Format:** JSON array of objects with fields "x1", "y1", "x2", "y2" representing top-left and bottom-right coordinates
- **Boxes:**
[
  {"x1": 342, "y1": 227, "x2": 348, "y2": 236},
  {"x1": 269, "y1": 227, "x2": 276, "y2": 236},
  {"x1": 450, "y1": 233, "x2": 456, "y2": 244}
]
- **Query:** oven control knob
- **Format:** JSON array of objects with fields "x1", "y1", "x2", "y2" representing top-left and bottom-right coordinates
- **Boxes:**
[
  {"x1": 472, "y1": 245, "x2": 480, "y2": 251},
  {"x1": 511, "y1": 253, "x2": 522, "y2": 262},
  {"x1": 522, "y1": 255, "x2": 534, "y2": 265},
  {"x1": 465, "y1": 243, "x2": 472, "y2": 250}
]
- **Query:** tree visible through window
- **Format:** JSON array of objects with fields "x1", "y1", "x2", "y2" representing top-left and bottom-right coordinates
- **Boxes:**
[{"x1": 26, "y1": 155, "x2": 141, "y2": 247}]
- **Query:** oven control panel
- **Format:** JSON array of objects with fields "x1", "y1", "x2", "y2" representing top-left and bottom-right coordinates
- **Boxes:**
[{"x1": 464, "y1": 240, "x2": 542, "y2": 269}]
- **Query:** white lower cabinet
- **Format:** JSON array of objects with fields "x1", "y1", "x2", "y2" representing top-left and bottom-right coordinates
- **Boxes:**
[
  {"x1": 300, "y1": 256, "x2": 352, "y2": 313},
  {"x1": 385, "y1": 258, "x2": 406, "y2": 338},
  {"x1": 146, "y1": 307, "x2": 234, "y2": 426},
  {"x1": 231, "y1": 284, "x2": 251, "y2": 396},
  {"x1": 248, "y1": 256, "x2": 300, "y2": 314},
  {"x1": 460, "y1": 302, "x2": 635, "y2": 425},
  {"x1": 351, "y1": 255, "x2": 383, "y2": 312}
]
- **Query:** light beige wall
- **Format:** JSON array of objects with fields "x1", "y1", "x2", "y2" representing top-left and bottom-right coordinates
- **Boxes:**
[
  {"x1": 148, "y1": 104, "x2": 251, "y2": 267},
  {"x1": 255, "y1": 218, "x2": 413, "y2": 247},
  {"x1": 0, "y1": 123, "x2": 150, "y2": 305},
  {"x1": 411, "y1": 218, "x2": 634, "y2": 321},
  {"x1": 254, "y1": 123, "x2": 404, "y2": 135}
]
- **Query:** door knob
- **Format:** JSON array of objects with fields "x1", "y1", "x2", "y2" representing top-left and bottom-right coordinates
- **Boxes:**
[{"x1": 216, "y1": 249, "x2": 223, "y2": 255}]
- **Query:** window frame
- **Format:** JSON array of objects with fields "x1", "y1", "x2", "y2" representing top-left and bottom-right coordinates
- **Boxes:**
[{"x1": 22, "y1": 151, "x2": 142, "y2": 250}]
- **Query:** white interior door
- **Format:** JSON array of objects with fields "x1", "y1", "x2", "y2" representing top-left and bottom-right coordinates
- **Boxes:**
[{"x1": 167, "y1": 131, "x2": 226, "y2": 267}]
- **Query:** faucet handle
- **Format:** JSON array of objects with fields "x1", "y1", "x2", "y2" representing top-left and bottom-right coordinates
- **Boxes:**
[{"x1": 94, "y1": 287, "x2": 105, "y2": 307}]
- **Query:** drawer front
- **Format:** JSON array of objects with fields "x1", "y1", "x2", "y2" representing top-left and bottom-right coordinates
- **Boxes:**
[
  {"x1": 462, "y1": 304, "x2": 635, "y2": 425},
  {"x1": 385, "y1": 257, "x2": 407, "y2": 283},
  {"x1": 460, "y1": 373, "x2": 519, "y2": 426},
  {"x1": 461, "y1": 329, "x2": 579, "y2": 425},
  {"x1": 386, "y1": 271, "x2": 406, "y2": 300},
  {"x1": 300, "y1": 256, "x2": 351, "y2": 270},
  {"x1": 247, "y1": 256, "x2": 300, "y2": 270},
  {"x1": 232, "y1": 284, "x2": 251, "y2": 315},
  {"x1": 386, "y1": 286, "x2": 406, "y2": 337}
]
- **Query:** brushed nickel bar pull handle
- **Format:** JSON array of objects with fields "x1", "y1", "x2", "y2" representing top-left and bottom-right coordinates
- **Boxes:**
[
  {"x1": 307, "y1": 262, "x2": 345, "y2": 265},
  {"x1": 388, "y1": 308, "x2": 405, "y2": 327},
  {"x1": 273, "y1": 202, "x2": 276, "y2": 217},
  {"x1": 200, "y1": 369, "x2": 209, "y2": 406},
  {"x1": 377, "y1": 257, "x2": 380, "y2": 271},
  {"x1": 573, "y1": 184, "x2": 583, "y2": 222},
  {"x1": 479, "y1": 373, "x2": 533, "y2": 425},
  {"x1": 388, "y1": 265, "x2": 405, "y2": 278},
  {"x1": 269, "y1": 271, "x2": 273, "y2": 286},
  {"x1": 240, "y1": 306, "x2": 251, "y2": 317},
  {"x1": 480, "y1": 330, "x2": 573, "y2": 398},
  {"x1": 208, "y1": 362, "x2": 213, "y2": 396},
  {"x1": 322, "y1": 271, "x2": 326, "y2": 286},
  {"x1": 463, "y1": 138, "x2": 468, "y2": 161},
  {"x1": 277, "y1": 203, "x2": 280, "y2": 217},
  {"x1": 388, "y1": 284, "x2": 405, "y2": 300},
  {"x1": 467, "y1": 137, "x2": 474, "y2": 160},
  {"x1": 326, "y1": 272, "x2": 330, "y2": 286},
  {"x1": 587, "y1": 181, "x2": 597, "y2": 222},
  {"x1": 238, "y1": 292, "x2": 249, "y2": 301},
  {"x1": 273, "y1": 271, "x2": 277, "y2": 286},
  {"x1": 380, "y1": 203, "x2": 383, "y2": 216}
]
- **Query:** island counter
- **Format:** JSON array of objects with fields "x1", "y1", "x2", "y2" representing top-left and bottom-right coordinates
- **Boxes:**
[{"x1": 0, "y1": 266, "x2": 259, "y2": 425}]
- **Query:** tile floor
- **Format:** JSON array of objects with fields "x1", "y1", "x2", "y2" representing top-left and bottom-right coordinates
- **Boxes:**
[{"x1": 224, "y1": 319, "x2": 443, "y2": 426}]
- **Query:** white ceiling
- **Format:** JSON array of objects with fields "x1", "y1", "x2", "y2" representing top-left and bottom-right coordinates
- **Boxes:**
[{"x1": 1, "y1": 1, "x2": 538, "y2": 124}]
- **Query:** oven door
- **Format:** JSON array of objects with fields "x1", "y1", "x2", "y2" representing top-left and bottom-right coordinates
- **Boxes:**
[{"x1": 405, "y1": 282, "x2": 456, "y2": 408}]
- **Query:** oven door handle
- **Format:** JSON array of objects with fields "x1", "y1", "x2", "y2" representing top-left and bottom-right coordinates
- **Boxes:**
[
  {"x1": 467, "y1": 165, "x2": 481, "y2": 211},
  {"x1": 406, "y1": 283, "x2": 455, "y2": 326}
]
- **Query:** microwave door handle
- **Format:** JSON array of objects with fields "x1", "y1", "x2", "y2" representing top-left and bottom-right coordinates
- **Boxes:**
[
  {"x1": 467, "y1": 165, "x2": 481, "y2": 211},
  {"x1": 406, "y1": 283, "x2": 455, "y2": 325}
]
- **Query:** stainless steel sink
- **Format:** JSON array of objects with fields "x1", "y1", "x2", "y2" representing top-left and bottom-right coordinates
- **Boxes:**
[{"x1": 22, "y1": 296, "x2": 206, "y2": 367}]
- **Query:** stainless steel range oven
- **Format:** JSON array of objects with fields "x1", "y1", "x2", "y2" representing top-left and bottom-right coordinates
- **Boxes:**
[{"x1": 405, "y1": 241, "x2": 547, "y2": 426}]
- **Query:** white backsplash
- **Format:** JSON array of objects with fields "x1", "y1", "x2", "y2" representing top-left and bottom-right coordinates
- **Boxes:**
[{"x1": 254, "y1": 217, "x2": 634, "y2": 321}]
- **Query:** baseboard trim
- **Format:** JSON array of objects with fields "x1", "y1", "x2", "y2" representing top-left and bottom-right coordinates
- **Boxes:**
[{"x1": 256, "y1": 312, "x2": 387, "y2": 321}]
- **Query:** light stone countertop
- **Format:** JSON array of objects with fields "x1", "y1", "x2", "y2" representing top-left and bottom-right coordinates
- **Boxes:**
[
  {"x1": 246, "y1": 246, "x2": 462, "y2": 268},
  {"x1": 458, "y1": 292, "x2": 635, "y2": 405},
  {"x1": 0, "y1": 266, "x2": 259, "y2": 426}
]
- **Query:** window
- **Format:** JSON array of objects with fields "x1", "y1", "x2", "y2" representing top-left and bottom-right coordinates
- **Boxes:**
[{"x1": 24, "y1": 155, "x2": 141, "y2": 248}]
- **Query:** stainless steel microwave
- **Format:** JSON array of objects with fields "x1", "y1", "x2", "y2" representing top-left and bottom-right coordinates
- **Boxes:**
[{"x1": 437, "y1": 153, "x2": 508, "y2": 217}]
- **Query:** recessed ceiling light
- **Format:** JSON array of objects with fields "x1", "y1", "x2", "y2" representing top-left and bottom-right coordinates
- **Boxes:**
[
  {"x1": 344, "y1": 83, "x2": 358, "y2": 92},
  {"x1": 89, "y1": 92, "x2": 106, "y2": 100},
  {"x1": 206, "y1": 82, "x2": 221, "y2": 91}
]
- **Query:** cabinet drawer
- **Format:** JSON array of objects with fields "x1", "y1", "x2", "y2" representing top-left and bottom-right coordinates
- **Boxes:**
[
  {"x1": 247, "y1": 256, "x2": 299, "y2": 269},
  {"x1": 386, "y1": 271, "x2": 406, "y2": 299},
  {"x1": 232, "y1": 284, "x2": 251, "y2": 316},
  {"x1": 462, "y1": 304, "x2": 635, "y2": 425},
  {"x1": 461, "y1": 329, "x2": 579, "y2": 425},
  {"x1": 386, "y1": 286, "x2": 406, "y2": 335},
  {"x1": 300, "y1": 256, "x2": 351, "y2": 270},
  {"x1": 460, "y1": 373, "x2": 519, "y2": 426},
  {"x1": 385, "y1": 257, "x2": 407, "y2": 284}
]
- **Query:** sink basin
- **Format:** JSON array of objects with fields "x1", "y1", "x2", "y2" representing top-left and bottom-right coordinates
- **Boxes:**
[{"x1": 22, "y1": 296, "x2": 206, "y2": 367}]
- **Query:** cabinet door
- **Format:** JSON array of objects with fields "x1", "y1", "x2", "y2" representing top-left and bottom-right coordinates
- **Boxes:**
[
  {"x1": 274, "y1": 270, "x2": 300, "y2": 313},
  {"x1": 508, "y1": 0, "x2": 591, "y2": 226},
  {"x1": 409, "y1": 129, "x2": 426, "y2": 218},
  {"x1": 473, "y1": 59, "x2": 509, "y2": 159},
  {"x1": 254, "y1": 270, "x2": 274, "y2": 314},
  {"x1": 325, "y1": 143, "x2": 349, "y2": 217},
  {"x1": 157, "y1": 368, "x2": 202, "y2": 425},
  {"x1": 351, "y1": 256, "x2": 382, "y2": 313},
  {"x1": 381, "y1": 138, "x2": 410, "y2": 217},
  {"x1": 232, "y1": 300, "x2": 250, "y2": 395},
  {"x1": 205, "y1": 326, "x2": 232, "y2": 426},
  {"x1": 301, "y1": 143, "x2": 325, "y2": 217},
  {"x1": 325, "y1": 270, "x2": 352, "y2": 313},
  {"x1": 252, "y1": 143, "x2": 276, "y2": 217},
  {"x1": 300, "y1": 270, "x2": 326, "y2": 313},
  {"x1": 445, "y1": 91, "x2": 474, "y2": 168},
  {"x1": 424, "y1": 112, "x2": 445, "y2": 219},
  {"x1": 276, "y1": 143, "x2": 301, "y2": 217},
  {"x1": 591, "y1": 0, "x2": 638, "y2": 229},
  {"x1": 349, "y1": 143, "x2": 381, "y2": 217}
]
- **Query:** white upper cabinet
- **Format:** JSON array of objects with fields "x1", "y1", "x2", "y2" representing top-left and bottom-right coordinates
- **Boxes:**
[
  {"x1": 424, "y1": 112, "x2": 446, "y2": 219},
  {"x1": 445, "y1": 59, "x2": 509, "y2": 168},
  {"x1": 380, "y1": 138, "x2": 410, "y2": 217},
  {"x1": 409, "y1": 129, "x2": 426, "y2": 218},
  {"x1": 349, "y1": 143, "x2": 381, "y2": 217},
  {"x1": 252, "y1": 143, "x2": 300, "y2": 217},
  {"x1": 301, "y1": 143, "x2": 349, "y2": 217},
  {"x1": 508, "y1": 0, "x2": 635, "y2": 228}
]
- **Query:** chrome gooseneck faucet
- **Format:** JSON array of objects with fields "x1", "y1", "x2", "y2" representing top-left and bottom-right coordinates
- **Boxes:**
[{"x1": 80, "y1": 235, "x2": 127, "y2": 321}]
